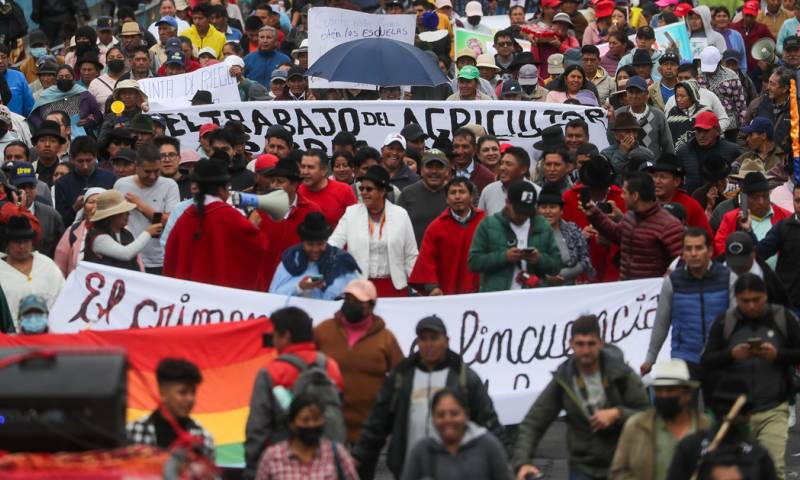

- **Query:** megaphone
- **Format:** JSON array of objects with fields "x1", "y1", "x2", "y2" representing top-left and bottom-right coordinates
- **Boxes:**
[
  {"x1": 231, "y1": 189, "x2": 290, "y2": 221},
  {"x1": 751, "y1": 38, "x2": 776, "y2": 62}
]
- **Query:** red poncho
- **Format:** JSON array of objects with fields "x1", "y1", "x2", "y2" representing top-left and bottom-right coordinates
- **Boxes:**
[
  {"x1": 408, "y1": 208, "x2": 485, "y2": 295},
  {"x1": 259, "y1": 194, "x2": 321, "y2": 286},
  {"x1": 163, "y1": 201, "x2": 270, "y2": 291},
  {"x1": 562, "y1": 184, "x2": 626, "y2": 283}
]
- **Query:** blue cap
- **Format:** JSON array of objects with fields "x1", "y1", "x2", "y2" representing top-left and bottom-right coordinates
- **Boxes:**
[
  {"x1": 6, "y1": 161, "x2": 37, "y2": 187},
  {"x1": 165, "y1": 37, "x2": 181, "y2": 51},
  {"x1": 271, "y1": 69, "x2": 288, "y2": 82},
  {"x1": 155, "y1": 15, "x2": 178, "y2": 29},
  {"x1": 740, "y1": 116, "x2": 774, "y2": 139},
  {"x1": 18, "y1": 294, "x2": 49, "y2": 315},
  {"x1": 165, "y1": 50, "x2": 185, "y2": 66},
  {"x1": 625, "y1": 75, "x2": 648, "y2": 92},
  {"x1": 501, "y1": 79, "x2": 522, "y2": 96}
]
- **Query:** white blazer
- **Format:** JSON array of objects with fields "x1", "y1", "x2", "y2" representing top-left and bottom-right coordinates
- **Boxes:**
[{"x1": 328, "y1": 202, "x2": 418, "y2": 290}]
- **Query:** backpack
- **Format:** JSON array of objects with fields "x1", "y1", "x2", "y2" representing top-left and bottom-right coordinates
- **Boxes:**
[{"x1": 277, "y1": 353, "x2": 348, "y2": 443}]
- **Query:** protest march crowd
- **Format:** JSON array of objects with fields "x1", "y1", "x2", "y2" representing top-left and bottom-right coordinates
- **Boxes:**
[{"x1": 2, "y1": 0, "x2": 800, "y2": 477}]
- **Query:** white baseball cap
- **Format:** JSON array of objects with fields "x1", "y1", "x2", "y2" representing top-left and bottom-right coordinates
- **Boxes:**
[
  {"x1": 435, "y1": 0, "x2": 452, "y2": 9},
  {"x1": 465, "y1": 0, "x2": 483, "y2": 16},
  {"x1": 699, "y1": 46, "x2": 722, "y2": 73},
  {"x1": 224, "y1": 55, "x2": 245, "y2": 69},
  {"x1": 382, "y1": 133, "x2": 406, "y2": 149}
]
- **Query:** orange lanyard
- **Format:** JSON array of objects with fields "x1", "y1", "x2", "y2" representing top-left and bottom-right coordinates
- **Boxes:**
[{"x1": 368, "y1": 211, "x2": 386, "y2": 240}]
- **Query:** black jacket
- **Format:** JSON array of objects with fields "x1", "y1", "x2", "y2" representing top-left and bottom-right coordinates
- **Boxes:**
[
  {"x1": 229, "y1": 154, "x2": 255, "y2": 192},
  {"x1": 667, "y1": 427, "x2": 777, "y2": 480},
  {"x1": 33, "y1": 201, "x2": 64, "y2": 259},
  {"x1": 676, "y1": 138, "x2": 742, "y2": 195},
  {"x1": 352, "y1": 350, "x2": 505, "y2": 478},
  {"x1": 755, "y1": 215, "x2": 800, "y2": 308},
  {"x1": 54, "y1": 168, "x2": 117, "y2": 226}
]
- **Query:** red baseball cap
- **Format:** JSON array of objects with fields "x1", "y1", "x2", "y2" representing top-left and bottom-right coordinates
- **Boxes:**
[
  {"x1": 594, "y1": 0, "x2": 615, "y2": 19},
  {"x1": 742, "y1": 0, "x2": 759, "y2": 16},
  {"x1": 674, "y1": 3, "x2": 692, "y2": 17},
  {"x1": 254, "y1": 153, "x2": 279, "y2": 173},
  {"x1": 694, "y1": 111, "x2": 720, "y2": 130},
  {"x1": 541, "y1": 0, "x2": 559, "y2": 7},
  {"x1": 199, "y1": 122, "x2": 220, "y2": 138},
  {"x1": 499, "y1": 143, "x2": 513, "y2": 153}
]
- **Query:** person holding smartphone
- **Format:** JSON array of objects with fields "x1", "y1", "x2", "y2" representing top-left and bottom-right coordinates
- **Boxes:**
[{"x1": 269, "y1": 212, "x2": 361, "y2": 300}]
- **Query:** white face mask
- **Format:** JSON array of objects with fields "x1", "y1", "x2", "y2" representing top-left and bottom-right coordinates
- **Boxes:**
[{"x1": 20, "y1": 312, "x2": 48, "y2": 334}]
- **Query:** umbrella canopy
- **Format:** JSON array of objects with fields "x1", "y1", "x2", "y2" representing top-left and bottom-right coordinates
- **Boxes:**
[{"x1": 306, "y1": 37, "x2": 448, "y2": 87}]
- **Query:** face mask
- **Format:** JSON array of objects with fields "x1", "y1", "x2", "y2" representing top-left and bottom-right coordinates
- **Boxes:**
[
  {"x1": 20, "y1": 313, "x2": 48, "y2": 334},
  {"x1": 654, "y1": 396, "x2": 682, "y2": 419},
  {"x1": 467, "y1": 16, "x2": 481, "y2": 26},
  {"x1": 522, "y1": 85, "x2": 536, "y2": 95},
  {"x1": 30, "y1": 47, "x2": 47, "y2": 58},
  {"x1": 56, "y1": 79, "x2": 74, "y2": 92},
  {"x1": 108, "y1": 59, "x2": 126, "y2": 74},
  {"x1": 294, "y1": 425, "x2": 324, "y2": 446},
  {"x1": 0, "y1": 126, "x2": 8, "y2": 138},
  {"x1": 341, "y1": 301, "x2": 366, "y2": 323}
]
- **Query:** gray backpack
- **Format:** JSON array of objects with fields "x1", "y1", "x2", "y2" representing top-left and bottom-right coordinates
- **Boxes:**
[{"x1": 278, "y1": 353, "x2": 348, "y2": 443}]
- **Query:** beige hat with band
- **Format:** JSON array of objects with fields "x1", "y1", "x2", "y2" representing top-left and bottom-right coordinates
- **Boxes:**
[{"x1": 91, "y1": 190, "x2": 136, "y2": 222}]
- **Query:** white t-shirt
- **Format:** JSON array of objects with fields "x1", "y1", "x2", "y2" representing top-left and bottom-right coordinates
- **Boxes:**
[{"x1": 509, "y1": 218, "x2": 530, "y2": 291}]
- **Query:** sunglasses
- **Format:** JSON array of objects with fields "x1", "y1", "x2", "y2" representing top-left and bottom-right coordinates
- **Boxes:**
[{"x1": 358, "y1": 185, "x2": 375, "y2": 193}]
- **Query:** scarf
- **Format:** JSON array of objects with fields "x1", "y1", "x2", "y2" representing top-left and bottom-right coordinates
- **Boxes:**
[
  {"x1": 32, "y1": 84, "x2": 87, "y2": 111},
  {"x1": 560, "y1": 219, "x2": 596, "y2": 279},
  {"x1": 281, "y1": 244, "x2": 361, "y2": 291},
  {"x1": 150, "y1": 408, "x2": 196, "y2": 450}
]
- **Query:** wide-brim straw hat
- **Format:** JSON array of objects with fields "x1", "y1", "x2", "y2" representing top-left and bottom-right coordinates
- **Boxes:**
[{"x1": 91, "y1": 190, "x2": 136, "y2": 222}]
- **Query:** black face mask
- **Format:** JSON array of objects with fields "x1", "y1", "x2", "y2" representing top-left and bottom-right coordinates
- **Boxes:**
[
  {"x1": 108, "y1": 59, "x2": 126, "y2": 74},
  {"x1": 0, "y1": 126, "x2": 8, "y2": 138},
  {"x1": 654, "y1": 396, "x2": 683, "y2": 419},
  {"x1": 467, "y1": 16, "x2": 481, "y2": 26},
  {"x1": 294, "y1": 425, "x2": 324, "y2": 446},
  {"x1": 56, "y1": 79, "x2": 74, "y2": 92},
  {"x1": 341, "y1": 301, "x2": 366, "y2": 323},
  {"x1": 522, "y1": 85, "x2": 535, "y2": 95}
]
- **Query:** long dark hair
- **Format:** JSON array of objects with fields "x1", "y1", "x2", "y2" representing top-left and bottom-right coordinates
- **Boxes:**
[{"x1": 193, "y1": 181, "x2": 227, "y2": 239}]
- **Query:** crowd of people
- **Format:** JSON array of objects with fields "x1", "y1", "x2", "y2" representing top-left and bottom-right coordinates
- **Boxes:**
[{"x1": 1, "y1": 0, "x2": 800, "y2": 477}]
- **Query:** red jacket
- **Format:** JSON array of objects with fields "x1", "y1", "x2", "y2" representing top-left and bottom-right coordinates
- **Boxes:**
[
  {"x1": 714, "y1": 204, "x2": 792, "y2": 256},
  {"x1": 562, "y1": 184, "x2": 627, "y2": 282},
  {"x1": 588, "y1": 202, "x2": 684, "y2": 279},
  {"x1": 730, "y1": 20, "x2": 775, "y2": 73},
  {"x1": 163, "y1": 201, "x2": 271, "y2": 291},
  {"x1": 259, "y1": 194, "x2": 321, "y2": 286},
  {"x1": 265, "y1": 341, "x2": 344, "y2": 391},
  {"x1": 469, "y1": 162, "x2": 496, "y2": 195},
  {"x1": 408, "y1": 208, "x2": 485, "y2": 295},
  {"x1": 667, "y1": 190, "x2": 712, "y2": 237}
]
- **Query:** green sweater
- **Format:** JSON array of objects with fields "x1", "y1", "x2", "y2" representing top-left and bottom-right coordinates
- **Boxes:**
[{"x1": 468, "y1": 211, "x2": 562, "y2": 292}]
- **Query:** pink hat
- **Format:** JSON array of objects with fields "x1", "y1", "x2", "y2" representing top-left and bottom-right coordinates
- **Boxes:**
[
  {"x1": 179, "y1": 149, "x2": 200, "y2": 165},
  {"x1": 655, "y1": 0, "x2": 678, "y2": 7},
  {"x1": 343, "y1": 279, "x2": 378, "y2": 302}
]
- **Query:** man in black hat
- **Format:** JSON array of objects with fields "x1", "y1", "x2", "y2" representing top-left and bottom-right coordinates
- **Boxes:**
[
  {"x1": 714, "y1": 171, "x2": 792, "y2": 260},
  {"x1": 31, "y1": 120, "x2": 67, "y2": 186},
  {"x1": 648, "y1": 50, "x2": 680, "y2": 111},
  {"x1": 645, "y1": 154, "x2": 712, "y2": 235},
  {"x1": 400, "y1": 123, "x2": 427, "y2": 154},
  {"x1": 353, "y1": 314, "x2": 504, "y2": 479},
  {"x1": 130, "y1": 114, "x2": 155, "y2": 147},
  {"x1": 276, "y1": 66, "x2": 311, "y2": 101},
  {"x1": 724, "y1": 231, "x2": 791, "y2": 308},
  {"x1": 469, "y1": 180, "x2": 561, "y2": 292},
  {"x1": 257, "y1": 156, "x2": 323, "y2": 285},
  {"x1": 269, "y1": 211, "x2": 360, "y2": 299},
  {"x1": 691, "y1": 153, "x2": 731, "y2": 214},
  {"x1": 630, "y1": 48, "x2": 655, "y2": 81},
  {"x1": 397, "y1": 149, "x2": 450, "y2": 246},
  {"x1": 110, "y1": 147, "x2": 137, "y2": 179},
  {"x1": 602, "y1": 111, "x2": 655, "y2": 181}
]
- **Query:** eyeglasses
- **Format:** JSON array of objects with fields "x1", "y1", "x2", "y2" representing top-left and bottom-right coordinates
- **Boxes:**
[
  {"x1": 160, "y1": 152, "x2": 179, "y2": 159},
  {"x1": 358, "y1": 185, "x2": 375, "y2": 193}
]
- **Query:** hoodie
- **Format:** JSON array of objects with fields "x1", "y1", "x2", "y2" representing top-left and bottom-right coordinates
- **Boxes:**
[
  {"x1": 688, "y1": 6, "x2": 728, "y2": 55},
  {"x1": 666, "y1": 80, "x2": 711, "y2": 150},
  {"x1": 400, "y1": 422, "x2": 513, "y2": 480}
]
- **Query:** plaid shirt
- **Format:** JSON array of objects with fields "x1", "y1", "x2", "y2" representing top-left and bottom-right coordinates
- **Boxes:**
[
  {"x1": 698, "y1": 68, "x2": 747, "y2": 130},
  {"x1": 126, "y1": 412, "x2": 216, "y2": 460},
  {"x1": 256, "y1": 439, "x2": 358, "y2": 480}
]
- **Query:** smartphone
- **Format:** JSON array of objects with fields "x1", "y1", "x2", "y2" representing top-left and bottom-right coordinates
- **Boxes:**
[
  {"x1": 309, "y1": 275, "x2": 324, "y2": 282},
  {"x1": 739, "y1": 193, "x2": 748, "y2": 220},
  {"x1": 522, "y1": 248, "x2": 538, "y2": 254},
  {"x1": 580, "y1": 186, "x2": 591, "y2": 208},
  {"x1": 597, "y1": 202, "x2": 613, "y2": 214},
  {"x1": 747, "y1": 337, "x2": 763, "y2": 350},
  {"x1": 152, "y1": 212, "x2": 163, "y2": 224},
  {"x1": 262, "y1": 333, "x2": 274, "y2": 348}
]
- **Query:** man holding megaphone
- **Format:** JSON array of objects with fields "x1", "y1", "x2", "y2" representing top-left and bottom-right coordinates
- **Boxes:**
[{"x1": 163, "y1": 151, "x2": 290, "y2": 291}]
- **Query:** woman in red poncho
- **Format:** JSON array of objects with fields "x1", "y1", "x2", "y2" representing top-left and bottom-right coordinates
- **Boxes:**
[{"x1": 163, "y1": 154, "x2": 270, "y2": 291}]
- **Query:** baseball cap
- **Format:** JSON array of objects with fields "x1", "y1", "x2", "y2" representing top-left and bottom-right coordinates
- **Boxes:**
[
  {"x1": 595, "y1": 0, "x2": 614, "y2": 18},
  {"x1": 97, "y1": 16, "x2": 114, "y2": 31},
  {"x1": 659, "y1": 50, "x2": 680, "y2": 65},
  {"x1": 699, "y1": 46, "x2": 722, "y2": 72},
  {"x1": 501, "y1": 79, "x2": 522, "y2": 96},
  {"x1": 553, "y1": 12, "x2": 574, "y2": 27},
  {"x1": 465, "y1": 0, "x2": 483, "y2": 16},
  {"x1": 637, "y1": 26, "x2": 656, "y2": 40},
  {"x1": 563, "y1": 48, "x2": 582, "y2": 68},
  {"x1": 199, "y1": 122, "x2": 220, "y2": 138},
  {"x1": 383, "y1": 133, "x2": 406, "y2": 149},
  {"x1": 271, "y1": 69, "x2": 288, "y2": 83},
  {"x1": 784, "y1": 36, "x2": 800, "y2": 51},
  {"x1": 111, "y1": 148, "x2": 136, "y2": 164},
  {"x1": 401, "y1": 123, "x2": 427, "y2": 142},
  {"x1": 740, "y1": 116, "x2": 774, "y2": 139},
  {"x1": 507, "y1": 180, "x2": 538, "y2": 216},
  {"x1": 165, "y1": 37, "x2": 181, "y2": 52},
  {"x1": 655, "y1": 0, "x2": 678, "y2": 7},
  {"x1": 435, "y1": 0, "x2": 453, "y2": 8},
  {"x1": 19, "y1": 294, "x2": 49, "y2": 316},
  {"x1": 662, "y1": 202, "x2": 686, "y2": 223},
  {"x1": 457, "y1": 65, "x2": 480, "y2": 80},
  {"x1": 416, "y1": 315, "x2": 447, "y2": 335},
  {"x1": 518, "y1": 64, "x2": 538, "y2": 85},
  {"x1": 165, "y1": 50, "x2": 186, "y2": 66},
  {"x1": 547, "y1": 53, "x2": 564, "y2": 75},
  {"x1": 287, "y1": 65, "x2": 306, "y2": 79},
  {"x1": 7, "y1": 161, "x2": 37, "y2": 187},
  {"x1": 255, "y1": 153, "x2": 279, "y2": 173},
  {"x1": 155, "y1": 16, "x2": 178, "y2": 29},
  {"x1": 198, "y1": 47, "x2": 217, "y2": 59},
  {"x1": 224, "y1": 54, "x2": 245, "y2": 69},
  {"x1": 625, "y1": 75, "x2": 648, "y2": 92},
  {"x1": 421, "y1": 149, "x2": 449, "y2": 167},
  {"x1": 725, "y1": 231, "x2": 754, "y2": 270},
  {"x1": 674, "y1": 3, "x2": 692, "y2": 16},
  {"x1": 343, "y1": 279, "x2": 378, "y2": 302},
  {"x1": 180, "y1": 150, "x2": 200, "y2": 166},
  {"x1": 742, "y1": 0, "x2": 759, "y2": 16},
  {"x1": 721, "y1": 49, "x2": 740, "y2": 64},
  {"x1": 694, "y1": 111, "x2": 720, "y2": 130}
]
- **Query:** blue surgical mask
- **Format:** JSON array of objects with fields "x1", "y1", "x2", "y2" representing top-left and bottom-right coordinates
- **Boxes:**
[
  {"x1": 30, "y1": 47, "x2": 47, "y2": 59},
  {"x1": 20, "y1": 313, "x2": 48, "y2": 334}
]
